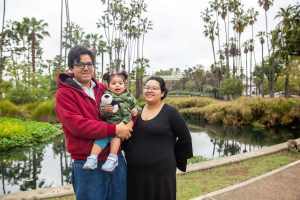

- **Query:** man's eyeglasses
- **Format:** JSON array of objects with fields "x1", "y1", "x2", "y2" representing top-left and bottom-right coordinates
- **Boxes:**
[
  {"x1": 143, "y1": 86, "x2": 160, "y2": 92},
  {"x1": 74, "y1": 62, "x2": 94, "y2": 69}
]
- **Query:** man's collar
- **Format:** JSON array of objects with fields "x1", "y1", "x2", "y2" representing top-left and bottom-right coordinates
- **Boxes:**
[{"x1": 73, "y1": 78, "x2": 96, "y2": 89}]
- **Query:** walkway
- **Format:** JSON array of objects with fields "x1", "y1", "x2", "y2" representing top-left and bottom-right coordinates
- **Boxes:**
[{"x1": 193, "y1": 159, "x2": 300, "y2": 200}]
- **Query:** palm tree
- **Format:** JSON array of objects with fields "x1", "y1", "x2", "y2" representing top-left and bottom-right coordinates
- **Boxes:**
[
  {"x1": 257, "y1": 31, "x2": 265, "y2": 97},
  {"x1": 232, "y1": 9, "x2": 248, "y2": 79},
  {"x1": 201, "y1": 8, "x2": 217, "y2": 64},
  {"x1": 210, "y1": 0, "x2": 221, "y2": 53},
  {"x1": 21, "y1": 17, "x2": 49, "y2": 80},
  {"x1": 258, "y1": 0, "x2": 273, "y2": 55},
  {"x1": 243, "y1": 41, "x2": 249, "y2": 95},
  {"x1": 248, "y1": 39, "x2": 255, "y2": 95},
  {"x1": 247, "y1": 8, "x2": 259, "y2": 96}
]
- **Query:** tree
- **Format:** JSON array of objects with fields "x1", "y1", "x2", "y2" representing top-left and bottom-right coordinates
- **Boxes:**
[
  {"x1": 246, "y1": 8, "x2": 259, "y2": 96},
  {"x1": 0, "y1": 0, "x2": 6, "y2": 98},
  {"x1": 257, "y1": 31, "x2": 266, "y2": 97},
  {"x1": 21, "y1": 17, "x2": 50, "y2": 85},
  {"x1": 220, "y1": 77, "x2": 243, "y2": 98},
  {"x1": 201, "y1": 8, "x2": 217, "y2": 64},
  {"x1": 273, "y1": 4, "x2": 300, "y2": 97}
]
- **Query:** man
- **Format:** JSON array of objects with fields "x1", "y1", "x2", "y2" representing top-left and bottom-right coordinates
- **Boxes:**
[{"x1": 55, "y1": 45, "x2": 131, "y2": 200}]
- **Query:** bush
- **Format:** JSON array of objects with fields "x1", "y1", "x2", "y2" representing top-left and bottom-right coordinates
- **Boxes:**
[
  {"x1": 0, "y1": 117, "x2": 61, "y2": 151},
  {"x1": 32, "y1": 99, "x2": 58, "y2": 123},
  {"x1": 0, "y1": 100, "x2": 23, "y2": 117}
]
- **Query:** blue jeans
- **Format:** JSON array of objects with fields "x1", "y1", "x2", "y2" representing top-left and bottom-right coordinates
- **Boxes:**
[{"x1": 72, "y1": 153, "x2": 127, "y2": 200}]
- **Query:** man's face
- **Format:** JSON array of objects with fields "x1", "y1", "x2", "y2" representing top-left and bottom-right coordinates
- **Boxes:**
[{"x1": 71, "y1": 54, "x2": 95, "y2": 87}]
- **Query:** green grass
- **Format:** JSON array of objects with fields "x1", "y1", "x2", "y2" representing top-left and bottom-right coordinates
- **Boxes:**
[
  {"x1": 177, "y1": 151, "x2": 300, "y2": 199},
  {"x1": 47, "y1": 151, "x2": 300, "y2": 200}
]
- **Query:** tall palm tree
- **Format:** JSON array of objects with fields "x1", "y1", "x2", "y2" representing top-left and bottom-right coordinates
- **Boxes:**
[
  {"x1": 247, "y1": 8, "x2": 259, "y2": 96},
  {"x1": 201, "y1": 8, "x2": 217, "y2": 64},
  {"x1": 257, "y1": 31, "x2": 265, "y2": 97},
  {"x1": 210, "y1": 0, "x2": 221, "y2": 52},
  {"x1": 22, "y1": 17, "x2": 49, "y2": 76},
  {"x1": 258, "y1": 0, "x2": 274, "y2": 97},
  {"x1": 243, "y1": 41, "x2": 249, "y2": 95},
  {"x1": 248, "y1": 39, "x2": 255, "y2": 95},
  {"x1": 258, "y1": 0, "x2": 273, "y2": 55},
  {"x1": 232, "y1": 9, "x2": 248, "y2": 79},
  {"x1": 219, "y1": 0, "x2": 230, "y2": 78}
]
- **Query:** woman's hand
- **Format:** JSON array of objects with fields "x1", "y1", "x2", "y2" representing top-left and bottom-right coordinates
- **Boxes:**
[{"x1": 131, "y1": 108, "x2": 138, "y2": 116}]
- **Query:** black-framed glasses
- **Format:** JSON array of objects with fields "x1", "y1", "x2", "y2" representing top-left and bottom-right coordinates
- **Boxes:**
[
  {"x1": 143, "y1": 86, "x2": 160, "y2": 92},
  {"x1": 74, "y1": 62, "x2": 94, "y2": 69}
]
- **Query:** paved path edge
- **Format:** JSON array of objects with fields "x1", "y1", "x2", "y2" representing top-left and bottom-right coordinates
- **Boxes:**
[{"x1": 191, "y1": 159, "x2": 300, "y2": 200}]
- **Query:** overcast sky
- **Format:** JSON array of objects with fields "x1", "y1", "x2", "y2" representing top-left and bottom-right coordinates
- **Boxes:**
[{"x1": 1, "y1": 0, "x2": 298, "y2": 73}]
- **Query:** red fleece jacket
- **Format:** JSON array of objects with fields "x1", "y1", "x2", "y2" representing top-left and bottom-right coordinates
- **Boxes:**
[{"x1": 55, "y1": 72, "x2": 116, "y2": 161}]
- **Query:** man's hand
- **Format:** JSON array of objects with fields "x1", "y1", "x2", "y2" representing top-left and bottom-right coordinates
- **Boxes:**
[
  {"x1": 131, "y1": 108, "x2": 138, "y2": 117},
  {"x1": 116, "y1": 122, "x2": 132, "y2": 140},
  {"x1": 105, "y1": 105, "x2": 114, "y2": 113}
]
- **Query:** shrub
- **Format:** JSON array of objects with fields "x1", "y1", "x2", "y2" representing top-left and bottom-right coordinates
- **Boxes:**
[
  {"x1": 32, "y1": 100, "x2": 58, "y2": 123},
  {"x1": 0, "y1": 117, "x2": 61, "y2": 151},
  {"x1": 0, "y1": 100, "x2": 23, "y2": 117}
]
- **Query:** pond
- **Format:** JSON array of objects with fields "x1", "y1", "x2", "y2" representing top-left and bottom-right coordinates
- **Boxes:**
[{"x1": 1, "y1": 122, "x2": 299, "y2": 195}]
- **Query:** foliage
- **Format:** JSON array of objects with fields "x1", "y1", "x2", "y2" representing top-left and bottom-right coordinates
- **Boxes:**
[
  {"x1": 0, "y1": 117, "x2": 61, "y2": 151},
  {"x1": 165, "y1": 96, "x2": 216, "y2": 109},
  {"x1": 187, "y1": 156, "x2": 210, "y2": 164},
  {"x1": 168, "y1": 90, "x2": 210, "y2": 97},
  {"x1": 31, "y1": 99, "x2": 58, "y2": 123},
  {"x1": 220, "y1": 77, "x2": 243, "y2": 98},
  {"x1": 176, "y1": 96, "x2": 300, "y2": 128},
  {"x1": 0, "y1": 100, "x2": 22, "y2": 117}
]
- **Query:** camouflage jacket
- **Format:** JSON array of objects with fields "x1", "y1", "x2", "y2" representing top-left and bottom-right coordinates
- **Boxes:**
[{"x1": 100, "y1": 91, "x2": 142, "y2": 124}]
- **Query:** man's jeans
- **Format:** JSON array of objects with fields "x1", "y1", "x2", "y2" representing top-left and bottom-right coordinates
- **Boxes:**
[{"x1": 72, "y1": 153, "x2": 127, "y2": 200}]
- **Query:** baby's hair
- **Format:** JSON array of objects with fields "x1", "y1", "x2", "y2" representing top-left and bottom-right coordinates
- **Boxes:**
[{"x1": 103, "y1": 71, "x2": 128, "y2": 83}]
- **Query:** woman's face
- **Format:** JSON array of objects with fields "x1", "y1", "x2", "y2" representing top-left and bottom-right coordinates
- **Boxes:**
[{"x1": 143, "y1": 80, "x2": 164, "y2": 104}]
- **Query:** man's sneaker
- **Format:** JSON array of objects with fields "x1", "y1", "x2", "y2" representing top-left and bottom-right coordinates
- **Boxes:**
[
  {"x1": 83, "y1": 156, "x2": 97, "y2": 170},
  {"x1": 101, "y1": 156, "x2": 118, "y2": 172}
]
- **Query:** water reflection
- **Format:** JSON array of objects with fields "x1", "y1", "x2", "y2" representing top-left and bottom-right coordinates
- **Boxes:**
[
  {"x1": 1, "y1": 123, "x2": 299, "y2": 194},
  {"x1": 189, "y1": 120, "x2": 300, "y2": 158},
  {"x1": 0, "y1": 135, "x2": 72, "y2": 195}
]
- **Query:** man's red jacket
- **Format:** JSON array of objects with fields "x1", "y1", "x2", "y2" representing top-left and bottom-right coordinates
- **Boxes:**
[{"x1": 55, "y1": 72, "x2": 116, "y2": 161}]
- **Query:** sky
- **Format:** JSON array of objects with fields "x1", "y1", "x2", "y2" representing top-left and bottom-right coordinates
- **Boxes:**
[{"x1": 1, "y1": 0, "x2": 299, "y2": 73}]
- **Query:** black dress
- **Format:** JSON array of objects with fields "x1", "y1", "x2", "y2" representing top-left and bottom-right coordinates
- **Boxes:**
[{"x1": 125, "y1": 104, "x2": 193, "y2": 200}]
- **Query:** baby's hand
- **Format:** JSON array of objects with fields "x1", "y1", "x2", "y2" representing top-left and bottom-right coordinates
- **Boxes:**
[
  {"x1": 105, "y1": 105, "x2": 114, "y2": 113},
  {"x1": 131, "y1": 108, "x2": 138, "y2": 116}
]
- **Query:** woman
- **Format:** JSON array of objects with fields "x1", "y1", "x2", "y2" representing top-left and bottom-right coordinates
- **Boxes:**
[{"x1": 125, "y1": 76, "x2": 193, "y2": 200}]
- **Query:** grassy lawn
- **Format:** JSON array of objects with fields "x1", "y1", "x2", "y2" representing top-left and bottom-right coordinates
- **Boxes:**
[{"x1": 47, "y1": 151, "x2": 300, "y2": 200}]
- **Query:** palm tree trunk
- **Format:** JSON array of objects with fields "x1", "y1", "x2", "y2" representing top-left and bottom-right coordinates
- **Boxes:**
[
  {"x1": 211, "y1": 40, "x2": 216, "y2": 64},
  {"x1": 261, "y1": 44, "x2": 264, "y2": 97},
  {"x1": 249, "y1": 51, "x2": 253, "y2": 96},
  {"x1": 59, "y1": 0, "x2": 63, "y2": 70},
  {"x1": 245, "y1": 52, "x2": 248, "y2": 96},
  {"x1": 0, "y1": 0, "x2": 6, "y2": 98},
  {"x1": 284, "y1": 58, "x2": 289, "y2": 98}
]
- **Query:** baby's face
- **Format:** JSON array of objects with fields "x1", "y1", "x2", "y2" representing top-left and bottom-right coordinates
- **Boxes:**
[{"x1": 108, "y1": 75, "x2": 126, "y2": 95}]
